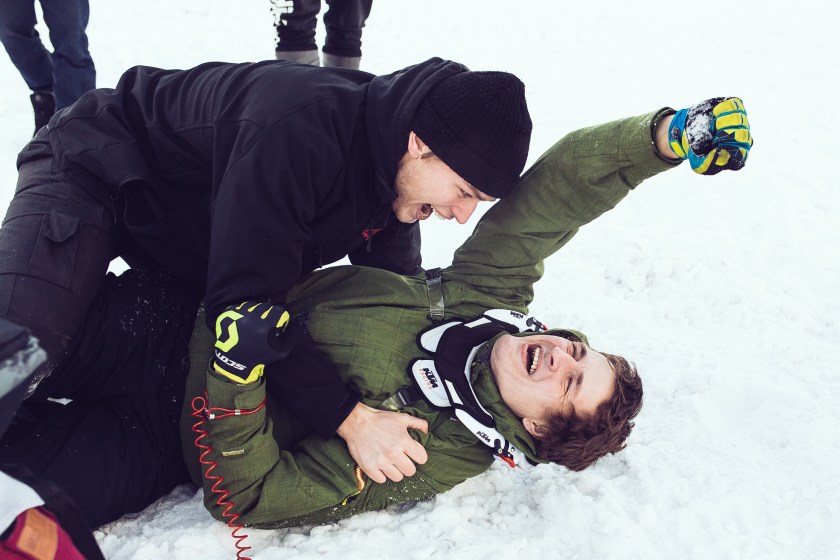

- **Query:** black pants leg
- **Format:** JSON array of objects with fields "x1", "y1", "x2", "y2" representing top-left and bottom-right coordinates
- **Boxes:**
[
  {"x1": 0, "y1": 268, "x2": 201, "y2": 528},
  {"x1": 323, "y1": 0, "x2": 373, "y2": 57},
  {"x1": 275, "y1": 0, "x2": 321, "y2": 52},
  {"x1": 0, "y1": 156, "x2": 116, "y2": 380}
]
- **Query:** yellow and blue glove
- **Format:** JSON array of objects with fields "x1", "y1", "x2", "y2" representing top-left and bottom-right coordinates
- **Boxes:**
[
  {"x1": 213, "y1": 301, "x2": 306, "y2": 384},
  {"x1": 669, "y1": 97, "x2": 753, "y2": 175}
]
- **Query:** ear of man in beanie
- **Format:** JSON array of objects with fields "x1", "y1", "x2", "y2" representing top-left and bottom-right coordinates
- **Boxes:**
[{"x1": 411, "y1": 71, "x2": 532, "y2": 199}]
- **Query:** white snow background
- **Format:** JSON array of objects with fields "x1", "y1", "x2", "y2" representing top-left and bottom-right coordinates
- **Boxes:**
[{"x1": 1, "y1": 1, "x2": 838, "y2": 558}]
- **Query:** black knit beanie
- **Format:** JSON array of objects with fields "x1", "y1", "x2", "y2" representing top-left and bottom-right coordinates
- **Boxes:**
[{"x1": 411, "y1": 71, "x2": 532, "y2": 198}]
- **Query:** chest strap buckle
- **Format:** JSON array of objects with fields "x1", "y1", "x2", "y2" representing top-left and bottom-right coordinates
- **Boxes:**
[{"x1": 425, "y1": 267, "x2": 444, "y2": 321}]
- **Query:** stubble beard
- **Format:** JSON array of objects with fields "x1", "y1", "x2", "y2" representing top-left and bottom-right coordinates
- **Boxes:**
[{"x1": 392, "y1": 165, "x2": 416, "y2": 223}]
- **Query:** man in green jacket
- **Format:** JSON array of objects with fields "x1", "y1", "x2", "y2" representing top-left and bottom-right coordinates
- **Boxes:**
[{"x1": 181, "y1": 97, "x2": 752, "y2": 527}]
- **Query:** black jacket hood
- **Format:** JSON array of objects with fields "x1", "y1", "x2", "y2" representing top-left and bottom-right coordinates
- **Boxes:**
[{"x1": 364, "y1": 58, "x2": 468, "y2": 202}]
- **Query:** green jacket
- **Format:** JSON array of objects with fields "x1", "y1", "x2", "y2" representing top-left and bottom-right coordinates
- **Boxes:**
[{"x1": 179, "y1": 110, "x2": 679, "y2": 528}]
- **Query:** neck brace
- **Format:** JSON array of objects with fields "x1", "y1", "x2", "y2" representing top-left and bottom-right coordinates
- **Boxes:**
[{"x1": 408, "y1": 309, "x2": 547, "y2": 468}]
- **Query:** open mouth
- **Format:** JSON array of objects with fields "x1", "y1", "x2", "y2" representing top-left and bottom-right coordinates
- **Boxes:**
[
  {"x1": 418, "y1": 204, "x2": 433, "y2": 220},
  {"x1": 527, "y1": 344, "x2": 541, "y2": 375}
]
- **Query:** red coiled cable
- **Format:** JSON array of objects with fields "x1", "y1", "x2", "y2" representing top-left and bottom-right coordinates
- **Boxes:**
[{"x1": 191, "y1": 392, "x2": 266, "y2": 560}]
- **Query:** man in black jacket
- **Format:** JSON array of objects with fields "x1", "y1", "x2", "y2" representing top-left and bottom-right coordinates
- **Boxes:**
[{"x1": 0, "y1": 57, "x2": 532, "y2": 483}]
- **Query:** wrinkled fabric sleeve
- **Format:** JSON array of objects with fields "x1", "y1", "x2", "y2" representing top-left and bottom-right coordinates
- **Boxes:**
[
  {"x1": 445, "y1": 109, "x2": 681, "y2": 309},
  {"x1": 348, "y1": 219, "x2": 422, "y2": 274},
  {"x1": 264, "y1": 335, "x2": 361, "y2": 438},
  {"x1": 184, "y1": 310, "x2": 358, "y2": 448},
  {"x1": 203, "y1": 117, "x2": 345, "y2": 326},
  {"x1": 198, "y1": 372, "x2": 491, "y2": 527}
]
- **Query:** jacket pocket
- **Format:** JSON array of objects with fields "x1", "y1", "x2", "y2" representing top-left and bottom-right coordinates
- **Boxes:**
[
  {"x1": 120, "y1": 193, "x2": 207, "y2": 285},
  {"x1": 120, "y1": 182, "x2": 176, "y2": 268},
  {"x1": 122, "y1": 180, "x2": 170, "y2": 232}
]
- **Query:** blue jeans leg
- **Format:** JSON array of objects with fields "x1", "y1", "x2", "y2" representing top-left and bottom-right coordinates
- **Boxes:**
[
  {"x1": 40, "y1": 0, "x2": 95, "y2": 108},
  {"x1": 0, "y1": 0, "x2": 54, "y2": 93}
]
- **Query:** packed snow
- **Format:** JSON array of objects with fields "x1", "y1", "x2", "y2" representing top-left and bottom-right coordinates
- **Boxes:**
[{"x1": 1, "y1": 1, "x2": 838, "y2": 558}]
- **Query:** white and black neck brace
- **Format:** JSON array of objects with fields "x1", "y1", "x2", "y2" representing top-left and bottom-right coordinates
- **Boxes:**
[{"x1": 408, "y1": 309, "x2": 547, "y2": 469}]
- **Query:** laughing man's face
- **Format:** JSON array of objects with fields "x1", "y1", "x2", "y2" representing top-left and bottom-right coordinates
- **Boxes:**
[
  {"x1": 391, "y1": 133, "x2": 495, "y2": 224},
  {"x1": 490, "y1": 334, "x2": 615, "y2": 435}
]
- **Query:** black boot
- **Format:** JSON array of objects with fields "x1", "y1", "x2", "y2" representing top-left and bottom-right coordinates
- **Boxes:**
[{"x1": 30, "y1": 92, "x2": 56, "y2": 136}]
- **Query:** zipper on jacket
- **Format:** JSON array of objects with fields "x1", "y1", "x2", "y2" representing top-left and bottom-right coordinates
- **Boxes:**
[{"x1": 361, "y1": 227, "x2": 383, "y2": 253}]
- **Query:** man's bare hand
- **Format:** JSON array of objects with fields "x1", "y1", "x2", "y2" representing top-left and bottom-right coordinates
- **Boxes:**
[{"x1": 336, "y1": 402, "x2": 428, "y2": 484}]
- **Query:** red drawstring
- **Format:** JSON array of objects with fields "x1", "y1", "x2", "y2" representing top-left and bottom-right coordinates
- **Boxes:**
[{"x1": 191, "y1": 392, "x2": 266, "y2": 560}]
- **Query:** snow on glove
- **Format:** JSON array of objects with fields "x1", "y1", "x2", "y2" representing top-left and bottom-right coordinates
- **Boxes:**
[
  {"x1": 669, "y1": 97, "x2": 753, "y2": 175},
  {"x1": 213, "y1": 301, "x2": 306, "y2": 384}
]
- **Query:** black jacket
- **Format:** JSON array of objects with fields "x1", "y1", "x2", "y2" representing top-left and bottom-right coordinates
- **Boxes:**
[{"x1": 29, "y1": 58, "x2": 467, "y2": 324}]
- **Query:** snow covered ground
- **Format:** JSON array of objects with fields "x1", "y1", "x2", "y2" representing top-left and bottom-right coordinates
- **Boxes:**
[{"x1": 1, "y1": 1, "x2": 838, "y2": 558}]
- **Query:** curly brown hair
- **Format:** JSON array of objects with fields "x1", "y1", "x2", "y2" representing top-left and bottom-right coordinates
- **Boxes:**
[{"x1": 535, "y1": 347, "x2": 643, "y2": 471}]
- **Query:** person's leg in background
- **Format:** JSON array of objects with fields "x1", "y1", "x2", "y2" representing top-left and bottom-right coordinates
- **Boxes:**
[
  {"x1": 0, "y1": 0, "x2": 56, "y2": 133},
  {"x1": 273, "y1": 0, "x2": 322, "y2": 65},
  {"x1": 39, "y1": 0, "x2": 96, "y2": 109},
  {"x1": 322, "y1": 0, "x2": 372, "y2": 69}
]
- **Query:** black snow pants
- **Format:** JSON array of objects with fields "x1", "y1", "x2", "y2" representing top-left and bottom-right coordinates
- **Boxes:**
[
  {"x1": 0, "y1": 267, "x2": 201, "y2": 528},
  {"x1": 0, "y1": 138, "x2": 203, "y2": 528},
  {"x1": 0, "y1": 151, "x2": 119, "y2": 377}
]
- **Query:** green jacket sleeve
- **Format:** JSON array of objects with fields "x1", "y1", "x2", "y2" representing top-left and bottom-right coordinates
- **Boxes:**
[
  {"x1": 445, "y1": 110, "x2": 681, "y2": 309},
  {"x1": 197, "y1": 371, "x2": 493, "y2": 527}
]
